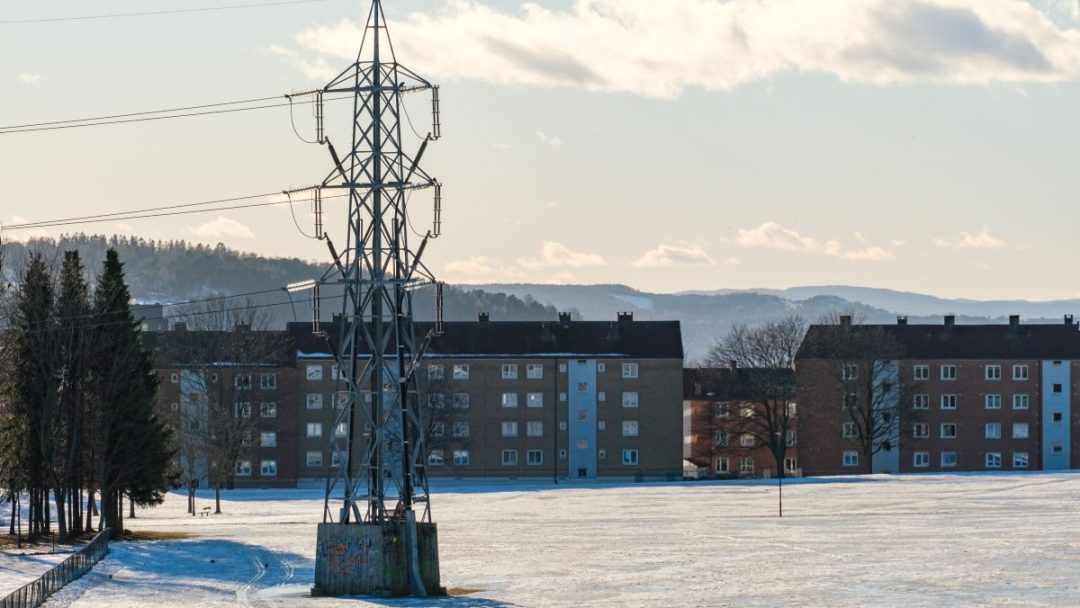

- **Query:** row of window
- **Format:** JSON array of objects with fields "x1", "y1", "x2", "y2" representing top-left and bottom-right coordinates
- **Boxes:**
[
  {"x1": 840, "y1": 450, "x2": 1031, "y2": 469},
  {"x1": 911, "y1": 393, "x2": 1031, "y2": 410},
  {"x1": 235, "y1": 460, "x2": 277, "y2": 476},
  {"x1": 300, "y1": 390, "x2": 642, "y2": 411},
  {"x1": 715, "y1": 456, "x2": 798, "y2": 475},
  {"x1": 712, "y1": 402, "x2": 797, "y2": 419},
  {"x1": 170, "y1": 372, "x2": 279, "y2": 390},
  {"x1": 307, "y1": 362, "x2": 643, "y2": 382},
  {"x1": 427, "y1": 448, "x2": 642, "y2": 467},
  {"x1": 305, "y1": 422, "x2": 348, "y2": 438},
  {"x1": 910, "y1": 364, "x2": 1029, "y2": 382},
  {"x1": 908, "y1": 422, "x2": 1030, "y2": 440},
  {"x1": 714, "y1": 429, "x2": 797, "y2": 447}
]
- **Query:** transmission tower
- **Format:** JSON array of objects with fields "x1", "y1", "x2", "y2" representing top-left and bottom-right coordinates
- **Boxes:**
[{"x1": 290, "y1": 0, "x2": 444, "y2": 597}]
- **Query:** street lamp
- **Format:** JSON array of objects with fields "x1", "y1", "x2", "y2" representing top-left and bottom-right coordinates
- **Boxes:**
[{"x1": 775, "y1": 430, "x2": 783, "y2": 518}]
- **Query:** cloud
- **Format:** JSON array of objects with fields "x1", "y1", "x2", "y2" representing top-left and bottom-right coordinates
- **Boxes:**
[
  {"x1": 535, "y1": 131, "x2": 562, "y2": 146},
  {"x1": 825, "y1": 240, "x2": 895, "y2": 261},
  {"x1": 268, "y1": 44, "x2": 337, "y2": 81},
  {"x1": 190, "y1": 217, "x2": 255, "y2": 239},
  {"x1": 518, "y1": 241, "x2": 606, "y2": 269},
  {"x1": 736, "y1": 221, "x2": 819, "y2": 252},
  {"x1": 632, "y1": 244, "x2": 716, "y2": 268},
  {"x1": 114, "y1": 223, "x2": 135, "y2": 234},
  {"x1": 284, "y1": 0, "x2": 1080, "y2": 99},
  {"x1": 934, "y1": 227, "x2": 1005, "y2": 249},
  {"x1": 17, "y1": 73, "x2": 44, "y2": 87}
]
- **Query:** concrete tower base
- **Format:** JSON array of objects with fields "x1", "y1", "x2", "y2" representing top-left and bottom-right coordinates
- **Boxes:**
[{"x1": 312, "y1": 521, "x2": 443, "y2": 597}]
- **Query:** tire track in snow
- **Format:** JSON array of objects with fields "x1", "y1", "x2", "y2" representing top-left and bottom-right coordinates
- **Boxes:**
[{"x1": 235, "y1": 550, "x2": 268, "y2": 606}]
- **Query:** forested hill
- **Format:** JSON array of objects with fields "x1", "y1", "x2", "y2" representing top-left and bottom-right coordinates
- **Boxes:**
[{"x1": 0, "y1": 235, "x2": 563, "y2": 324}]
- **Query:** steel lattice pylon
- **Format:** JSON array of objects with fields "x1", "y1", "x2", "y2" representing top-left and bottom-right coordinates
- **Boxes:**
[{"x1": 313, "y1": 0, "x2": 441, "y2": 532}]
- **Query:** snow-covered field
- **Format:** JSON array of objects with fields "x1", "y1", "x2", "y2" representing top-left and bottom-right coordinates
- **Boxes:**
[{"x1": 28, "y1": 472, "x2": 1080, "y2": 607}]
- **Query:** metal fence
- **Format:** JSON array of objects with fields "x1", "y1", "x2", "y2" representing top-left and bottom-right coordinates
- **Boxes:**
[{"x1": 0, "y1": 528, "x2": 111, "y2": 608}]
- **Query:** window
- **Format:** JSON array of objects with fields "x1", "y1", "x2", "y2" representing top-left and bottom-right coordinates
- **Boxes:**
[
  {"x1": 453, "y1": 450, "x2": 470, "y2": 466},
  {"x1": 1054, "y1": 412, "x2": 1064, "y2": 422},
  {"x1": 985, "y1": 394, "x2": 1001, "y2": 410},
  {"x1": 941, "y1": 452, "x2": 957, "y2": 467},
  {"x1": 333, "y1": 391, "x2": 349, "y2": 410},
  {"x1": 241, "y1": 432, "x2": 252, "y2": 447},
  {"x1": 501, "y1": 393, "x2": 518, "y2": 408},
  {"x1": 234, "y1": 402, "x2": 252, "y2": 418},
  {"x1": 941, "y1": 365, "x2": 957, "y2": 380},
  {"x1": 527, "y1": 449, "x2": 543, "y2": 465},
  {"x1": 559, "y1": 392, "x2": 567, "y2": 402},
  {"x1": 170, "y1": 402, "x2": 179, "y2": 412},
  {"x1": 985, "y1": 365, "x2": 1001, "y2": 381},
  {"x1": 306, "y1": 423, "x2": 323, "y2": 438},
  {"x1": 842, "y1": 451, "x2": 859, "y2": 467},
  {"x1": 432, "y1": 422, "x2": 444, "y2": 437},
  {"x1": 331, "y1": 452, "x2": 340, "y2": 468},
  {"x1": 1054, "y1": 383, "x2": 1064, "y2": 394},
  {"x1": 335, "y1": 422, "x2": 348, "y2": 438},
  {"x1": 453, "y1": 364, "x2": 470, "y2": 380},
  {"x1": 210, "y1": 373, "x2": 219, "y2": 383},
  {"x1": 1013, "y1": 394, "x2": 1029, "y2": 410},
  {"x1": 985, "y1": 423, "x2": 1001, "y2": 439},
  {"x1": 306, "y1": 365, "x2": 323, "y2": 381},
  {"x1": 985, "y1": 452, "x2": 1002, "y2": 469},
  {"x1": 428, "y1": 393, "x2": 445, "y2": 409},
  {"x1": 622, "y1": 448, "x2": 639, "y2": 465},
  {"x1": 306, "y1": 393, "x2": 324, "y2": 410},
  {"x1": 427, "y1": 365, "x2": 444, "y2": 380},
  {"x1": 575, "y1": 381, "x2": 588, "y2": 393},
  {"x1": 501, "y1": 364, "x2": 519, "y2": 380},
  {"x1": 786, "y1": 429, "x2": 797, "y2": 446},
  {"x1": 453, "y1": 422, "x2": 470, "y2": 437},
  {"x1": 913, "y1": 452, "x2": 930, "y2": 468},
  {"x1": 622, "y1": 392, "x2": 639, "y2": 408},
  {"x1": 1053, "y1": 443, "x2": 1064, "y2": 453},
  {"x1": 559, "y1": 363, "x2": 567, "y2": 373},
  {"x1": 716, "y1": 457, "x2": 729, "y2": 474},
  {"x1": 428, "y1": 450, "x2": 445, "y2": 466},
  {"x1": 714, "y1": 430, "x2": 729, "y2": 447},
  {"x1": 740, "y1": 433, "x2": 755, "y2": 447},
  {"x1": 559, "y1": 421, "x2": 567, "y2": 431},
  {"x1": 527, "y1": 392, "x2": 543, "y2": 408},
  {"x1": 597, "y1": 363, "x2": 606, "y2": 373},
  {"x1": 713, "y1": 402, "x2": 730, "y2": 419},
  {"x1": 786, "y1": 402, "x2": 797, "y2": 417},
  {"x1": 527, "y1": 421, "x2": 543, "y2": 437},
  {"x1": 941, "y1": 395, "x2": 957, "y2": 410},
  {"x1": 577, "y1": 438, "x2": 588, "y2": 450},
  {"x1": 260, "y1": 373, "x2": 277, "y2": 390},
  {"x1": 234, "y1": 374, "x2": 252, "y2": 390},
  {"x1": 1013, "y1": 423, "x2": 1029, "y2": 439},
  {"x1": 843, "y1": 393, "x2": 858, "y2": 409},
  {"x1": 526, "y1": 364, "x2": 544, "y2": 379},
  {"x1": 913, "y1": 423, "x2": 929, "y2": 439},
  {"x1": 259, "y1": 402, "x2": 277, "y2": 418},
  {"x1": 260, "y1": 460, "x2": 277, "y2": 476},
  {"x1": 306, "y1": 451, "x2": 322, "y2": 468},
  {"x1": 501, "y1": 421, "x2": 519, "y2": 437},
  {"x1": 740, "y1": 457, "x2": 754, "y2": 473},
  {"x1": 622, "y1": 420, "x2": 639, "y2": 437},
  {"x1": 502, "y1": 449, "x2": 519, "y2": 466},
  {"x1": 260, "y1": 431, "x2": 277, "y2": 448},
  {"x1": 598, "y1": 391, "x2": 606, "y2": 402},
  {"x1": 576, "y1": 409, "x2": 588, "y2": 422},
  {"x1": 940, "y1": 423, "x2": 957, "y2": 439},
  {"x1": 785, "y1": 457, "x2": 798, "y2": 473},
  {"x1": 842, "y1": 421, "x2": 857, "y2": 438},
  {"x1": 1012, "y1": 365, "x2": 1029, "y2": 380},
  {"x1": 741, "y1": 406, "x2": 754, "y2": 418},
  {"x1": 622, "y1": 363, "x2": 639, "y2": 379},
  {"x1": 598, "y1": 420, "x2": 606, "y2": 431},
  {"x1": 1013, "y1": 452, "x2": 1029, "y2": 468},
  {"x1": 331, "y1": 366, "x2": 341, "y2": 381},
  {"x1": 452, "y1": 392, "x2": 470, "y2": 409},
  {"x1": 235, "y1": 460, "x2": 252, "y2": 476},
  {"x1": 842, "y1": 364, "x2": 858, "y2": 380},
  {"x1": 170, "y1": 373, "x2": 179, "y2": 384},
  {"x1": 913, "y1": 365, "x2": 929, "y2": 381},
  {"x1": 559, "y1": 449, "x2": 568, "y2": 460},
  {"x1": 913, "y1": 394, "x2": 930, "y2": 410}
]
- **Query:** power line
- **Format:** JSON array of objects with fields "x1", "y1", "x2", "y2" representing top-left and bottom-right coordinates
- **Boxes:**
[
  {"x1": 0, "y1": 0, "x2": 335, "y2": 25},
  {"x1": 0, "y1": 96, "x2": 282, "y2": 131}
]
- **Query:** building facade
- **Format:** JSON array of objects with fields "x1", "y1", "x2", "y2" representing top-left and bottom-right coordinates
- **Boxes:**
[{"x1": 796, "y1": 315, "x2": 1080, "y2": 476}]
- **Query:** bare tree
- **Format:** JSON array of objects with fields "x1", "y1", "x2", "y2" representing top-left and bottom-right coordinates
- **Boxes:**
[
  {"x1": 705, "y1": 317, "x2": 805, "y2": 480},
  {"x1": 163, "y1": 298, "x2": 280, "y2": 514}
]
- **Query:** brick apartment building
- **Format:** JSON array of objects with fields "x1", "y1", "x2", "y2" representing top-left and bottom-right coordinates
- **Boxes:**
[
  {"x1": 683, "y1": 367, "x2": 798, "y2": 479},
  {"x1": 290, "y1": 313, "x2": 685, "y2": 481},
  {"x1": 147, "y1": 313, "x2": 685, "y2": 486},
  {"x1": 796, "y1": 315, "x2": 1080, "y2": 476}
]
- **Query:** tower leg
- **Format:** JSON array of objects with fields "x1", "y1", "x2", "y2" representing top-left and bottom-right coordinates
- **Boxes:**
[{"x1": 312, "y1": 521, "x2": 443, "y2": 597}]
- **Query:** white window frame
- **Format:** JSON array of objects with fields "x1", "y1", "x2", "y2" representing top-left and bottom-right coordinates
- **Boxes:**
[
  {"x1": 306, "y1": 365, "x2": 323, "y2": 381},
  {"x1": 306, "y1": 451, "x2": 322, "y2": 468},
  {"x1": 740, "y1": 457, "x2": 754, "y2": 474},
  {"x1": 501, "y1": 393, "x2": 518, "y2": 408},
  {"x1": 716, "y1": 457, "x2": 729, "y2": 474},
  {"x1": 427, "y1": 364, "x2": 444, "y2": 380},
  {"x1": 452, "y1": 364, "x2": 470, "y2": 380},
  {"x1": 526, "y1": 392, "x2": 543, "y2": 408},
  {"x1": 501, "y1": 421, "x2": 519, "y2": 437},
  {"x1": 259, "y1": 402, "x2": 277, "y2": 418},
  {"x1": 527, "y1": 449, "x2": 543, "y2": 465},
  {"x1": 913, "y1": 451, "x2": 930, "y2": 468},
  {"x1": 527, "y1": 421, "x2": 543, "y2": 437},
  {"x1": 526, "y1": 363, "x2": 544, "y2": 379},
  {"x1": 501, "y1": 449, "x2": 519, "y2": 466},
  {"x1": 985, "y1": 422, "x2": 1001, "y2": 439},
  {"x1": 739, "y1": 433, "x2": 755, "y2": 447},
  {"x1": 622, "y1": 420, "x2": 639, "y2": 437},
  {"x1": 428, "y1": 450, "x2": 445, "y2": 467},
  {"x1": 912, "y1": 423, "x2": 929, "y2": 439},
  {"x1": 234, "y1": 374, "x2": 252, "y2": 390},
  {"x1": 260, "y1": 460, "x2": 277, "y2": 476},
  {"x1": 622, "y1": 391, "x2": 639, "y2": 409},
  {"x1": 941, "y1": 452, "x2": 957, "y2": 467},
  {"x1": 260, "y1": 431, "x2": 277, "y2": 448},
  {"x1": 985, "y1": 365, "x2": 1001, "y2": 381},
  {"x1": 622, "y1": 448, "x2": 639, "y2": 465},
  {"x1": 985, "y1": 452, "x2": 1002, "y2": 469},
  {"x1": 985, "y1": 394, "x2": 1001, "y2": 410},
  {"x1": 1013, "y1": 394, "x2": 1029, "y2": 410},
  {"x1": 842, "y1": 451, "x2": 859, "y2": 467},
  {"x1": 913, "y1": 365, "x2": 929, "y2": 381},
  {"x1": 306, "y1": 422, "x2": 323, "y2": 438},
  {"x1": 1012, "y1": 365, "x2": 1029, "y2": 381},
  {"x1": 913, "y1": 394, "x2": 929, "y2": 410},
  {"x1": 842, "y1": 364, "x2": 858, "y2": 380},
  {"x1": 941, "y1": 394, "x2": 957, "y2": 410},
  {"x1": 715, "y1": 402, "x2": 730, "y2": 418},
  {"x1": 234, "y1": 402, "x2": 252, "y2": 418},
  {"x1": 940, "y1": 365, "x2": 957, "y2": 381},
  {"x1": 260, "y1": 373, "x2": 277, "y2": 390},
  {"x1": 714, "y1": 429, "x2": 729, "y2": 447},
  {"x1": 235, "y1": 460, "x2": 252, "y2": 476},
  {"x1": 842, "y1": 421, "x2": 857, "y2": 439},
  {"x1": 1013, "y1": 452, "x2": 1029, "y2": 468},
  {"x1": 306, "y1": 393, "x2": 324, "y2": 410},
  {"x1": 501, "y1": 364, "x2": 519, "y2": 380},
  {"x1": 453, "y1": 450, "x2": 470, "y2": 466},
  {"x1": 622, "y1": 363, "x2": 639, "y2": 379},
  {"x1": 940, "y1": 423, "x2": 957, "y2": 439},
  {"x1": 452, "y1": 392, "x2": 470, "y2": 409},
  {"x1": 452, "y1": 422, "x2": 470, "y2": 438},
  {"x1": 1012, "y1": 422, "x2": 1029, "y2": 439}
]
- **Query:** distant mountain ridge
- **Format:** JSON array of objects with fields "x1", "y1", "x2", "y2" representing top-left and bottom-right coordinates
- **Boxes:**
[{"x1": 6, "y1": 236, "x2": 1079, "y2": 362}]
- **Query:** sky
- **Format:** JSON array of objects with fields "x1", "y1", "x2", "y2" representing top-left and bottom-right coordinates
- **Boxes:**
[{"x1": 4, "y1": 0, "x2": 1080, "y2": 300}]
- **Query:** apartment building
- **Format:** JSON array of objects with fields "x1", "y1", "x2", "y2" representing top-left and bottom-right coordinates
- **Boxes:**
[
  {"x1": 683, "y1": 367, "x2": 798, "y2": 479},
  {"x1": 795, "y1": 315, "x2": 1079, "y2": 476},
  {"x1": 290, "y1": 313, "x2": 685, "y2": 480}
]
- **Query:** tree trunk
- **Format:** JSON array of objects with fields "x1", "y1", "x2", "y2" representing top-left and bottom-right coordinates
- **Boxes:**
[
  {"x1": 215, "y1": 484, "x2": 221, "y2": 514},
  {"x1": 103, "y1": 489, "x2": 118, "y2": 538},
  {"x1": 116, "y1": 492, "x2": 124, "y2": 536},
  {"x1": 8, "y1": 493, "x2": 15, "y2": 536},
  {"x1": 129, "y1": 492, "x2": 135, "y2": 518},
  {"x1": 52, "y1": 486, "x2": 67, "y2": 541}
]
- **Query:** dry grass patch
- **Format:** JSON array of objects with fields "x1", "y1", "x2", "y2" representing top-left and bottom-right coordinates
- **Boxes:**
[
  {"x1": 447, "y1": 587, "x2": 484, "y2": 596},
  {"x1": 115, "y1": 530, "x2": 197, "y2": 542}
]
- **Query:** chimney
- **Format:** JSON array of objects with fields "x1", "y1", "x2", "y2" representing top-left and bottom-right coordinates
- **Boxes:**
[
  {"x1": 944, "y1": 315, "x2": 955, "y2": 327},
  {"x1": 617, "y1": 311, "x2": 633, "y2": 325},
  {"x1": 332, "y1": 313, "x2": 343, "y2": 326},
  {"x1": 728, "y1": 359, "x2": 737, "y2": 371},
  {"x1": 173, "y1": 322, "x2": 187, "y2": 332},
  {"x1": 558, "y1": 312, "x2": 572, "y2": 327},
  {"x1": 478, "y1": 312, "x2": 490, "y2": 323},
  {"x1": 1066, "y1": 314, "x2": 1075, "y2": 326},
  {"x1": 839, "y1": 315, "x2": 852, "y2": 326},
  {"x1": 1009, "y1": 315, "x2": 1020, "y2": 327},
  {"x1": 897, "y1": 316, "x2": 908, "y2": 326}
]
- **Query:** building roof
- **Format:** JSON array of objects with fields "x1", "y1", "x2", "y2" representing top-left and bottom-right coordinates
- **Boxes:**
[
  {"x1": 145, "y1": 330, "x2": 298, "y2": 368},
  {"x1": 683, "y1": 367, "x2": 794, "y2": 400},
  {"x1": 288, "y1": 317, "x2": 684, "y2": 360},
  {"x1": 797, "y1": 317, "x2": 1080, "y2": 361}
]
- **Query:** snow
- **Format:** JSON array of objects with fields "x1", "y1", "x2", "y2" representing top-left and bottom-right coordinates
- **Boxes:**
[
  {"x1": 0, "y1": 549, "x2": 69, "y2": 597},
  {"x1": 35, "y1": 472, "x2": 1080, "y2": 607}
]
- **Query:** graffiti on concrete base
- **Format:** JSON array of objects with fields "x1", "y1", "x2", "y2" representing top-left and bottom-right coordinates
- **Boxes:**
[{"x1": 329, "y1": 536, "x2": 374, "y2": 575}]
